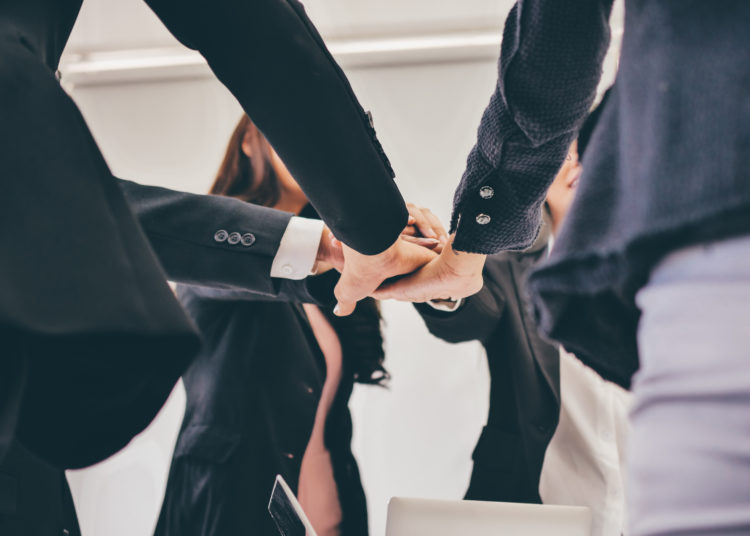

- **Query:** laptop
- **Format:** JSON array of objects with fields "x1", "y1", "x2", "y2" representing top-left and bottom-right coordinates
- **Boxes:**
[
  {"x1": 269, "y1": 475, "x2": 591, "y2": 536},
  {"x1": 386, "y1": 497, "x2": 591, "y2": 536}
]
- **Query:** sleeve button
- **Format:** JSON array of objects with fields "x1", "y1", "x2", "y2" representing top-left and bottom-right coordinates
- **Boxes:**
[
  {"x1": 475, "y1": 214, "x2": 491, "y2": 225},
  {"x1": 281, "y1": 264, "x2": 294, "y2": 276},
  {"x1": 240, "y1": 233, "x2": 256, "y2": 247},
  {"x1": 214, "y1": 230, "x2": 229, "y2": 243},
  {"x1": 227, "y1": 232, "x2": 241, "y2": 245},
  {"x1": 479, "y1": 186, "x2": 494, "y2": 199}
]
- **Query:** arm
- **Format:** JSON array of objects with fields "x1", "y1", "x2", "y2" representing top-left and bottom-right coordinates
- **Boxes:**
[
  {"x1": 451, "y1": 0, "x2": 614, "y2": 254},
  {"x1": 118, "y1": 178, "x2": 322, "y2": 297},
  {"x1": 179, "y1": 270, "x2": 341, "y2": 306},
  {"x1": 142, "y1": 0, "x2": 408, "y2": 255},
  {"x1": 414, "y1": 281, "x2": 505, "y2": 345}
]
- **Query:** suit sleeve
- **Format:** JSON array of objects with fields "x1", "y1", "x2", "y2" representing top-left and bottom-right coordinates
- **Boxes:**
[
  {"x1": 178, "y1": 270, "x2": 340, "y2": 306},
  {"x1": 451, "y1": 0, "x2": 614, "y2": 254},
  {"x1": 414, "y1": 279, "x2": 506, "y2": 345},
  {"x1": 142, "y1": 0, "x2": 408, "y2": 255},
  {"x1": 118, "y1": 178, "x2": 296, "y2": 296}
]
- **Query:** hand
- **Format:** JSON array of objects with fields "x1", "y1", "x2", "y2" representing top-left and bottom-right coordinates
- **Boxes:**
[
  {"x1": 402, "y1": 203, "x2": 449, "y2": 244},
  {"x1": 333, "y1": 237, "x2": 438, "y2": 316},
  {"x1": 313, "y1": 226, "x2": 345, "y2": 274},
  {"x1": 373, "y1": 234, "x2": 486, "y2": 303}
]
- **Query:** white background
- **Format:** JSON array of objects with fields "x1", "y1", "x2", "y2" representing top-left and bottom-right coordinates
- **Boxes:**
[{"x1": 61, "y1": 1, "x2": 623, "y2": 535}]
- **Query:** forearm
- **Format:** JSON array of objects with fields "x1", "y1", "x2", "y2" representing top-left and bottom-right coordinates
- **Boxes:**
[
  {"x1": 118, "y1": 178, "x2": 291, "y2": 295},
  {"x1": 452, "y1": 0, "x2": 614, "y2": 253},
  {"x1": 144, "y1": 0, "x2": 408, "y2": 254},
  {"x1": 415, "y1": 284, "x2": 502, "y2": 344}
]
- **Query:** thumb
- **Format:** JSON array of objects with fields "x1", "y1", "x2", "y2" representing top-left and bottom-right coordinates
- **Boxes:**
[{"x1": 333, "y1": 267, "x2": 365, "y2": 317}]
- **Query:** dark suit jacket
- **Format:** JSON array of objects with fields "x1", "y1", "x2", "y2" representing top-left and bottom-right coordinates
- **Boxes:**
[
  {"x1": 156, "y1": 275, "x2": 370, "y2": 536},
  {"x1": 1, "y1": 0, "x2": 407, "y2": 472},
  {"x1": 0, "y1": 184, "x2": 341, "y2": 535},
  {"x1": 415, "y1": 237, "x2": 560, "y2": 503}
]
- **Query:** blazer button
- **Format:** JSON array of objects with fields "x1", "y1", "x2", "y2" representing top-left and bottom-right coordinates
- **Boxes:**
[
  {"x1": 479, "y1": 186, "x2": 494, "y2": 199},
  {"x1": 283, "y1": 452, "x2": 295, "y2": 460},
  {"x1": 240, "y1": 233, "x2": 256, "y2": 247},
  {"x1": 214, "y1": 229, "x2": 229, "y2": 243},
  {"x1": 227, "y1": 232, "x2": 241, "y2": 245},
  {"x1": 366, "y1": 110, "x2": 375, "y2": 129},
  {"x1": 475, "y1": 214, "x2": 491, "y2": 225}
]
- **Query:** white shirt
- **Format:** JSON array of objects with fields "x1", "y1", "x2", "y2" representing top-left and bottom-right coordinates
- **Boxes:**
[
  {"x1": 270, "y1": 216, "x2": 325, "y2": 280},
  {"x1": 539, "y1": 350, "x2": 632, "y2": 536}
]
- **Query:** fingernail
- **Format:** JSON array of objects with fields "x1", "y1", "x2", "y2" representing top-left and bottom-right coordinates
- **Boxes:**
[{"x1": 333, "y1": 304, "x2": 341, "y2": 316}]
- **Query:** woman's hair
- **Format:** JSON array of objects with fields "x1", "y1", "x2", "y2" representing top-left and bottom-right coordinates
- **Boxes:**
[
  {"x1": 209, "y1": 115, "x2": 281, "y2": 207},
  {"x1": 212, "y1": 115, "x2": 389, "y2": 386}
]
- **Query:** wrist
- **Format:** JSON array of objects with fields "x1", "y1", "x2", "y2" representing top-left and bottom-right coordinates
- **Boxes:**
[
  {"x1": 315, "y1": 227, "x2": 344, "y2": 272},
  {"x1": 443, "y1": 235, "x2": 486, "y2": 275}
]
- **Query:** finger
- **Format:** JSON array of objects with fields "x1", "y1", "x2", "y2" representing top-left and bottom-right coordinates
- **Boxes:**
[
  {"x1": 401, "y1": 225, "x2": 418, "y2": 236},
  {"x1": 401, "y1": 235, "x2": 440, "y2": 249},
  {"x1": 424, "y1": 209, "x2": 448, "y2": 241},
  {"x1": 334, "y1": 300, "x2": 356, "y2": 316},
  {"x1": 334, "y1": 267, "x2": 372, "y2": 317},
  {"x1": 408, "y1": 207, "x2": 437, "y2": 239},
  {"x1": 372, "y1": 273, "x2": 430, "y2": 302}
]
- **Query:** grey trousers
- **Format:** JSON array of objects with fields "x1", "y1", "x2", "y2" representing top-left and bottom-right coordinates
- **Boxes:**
[{"x1": 630, "y1": 234, "x2": 750, "y2": 536}]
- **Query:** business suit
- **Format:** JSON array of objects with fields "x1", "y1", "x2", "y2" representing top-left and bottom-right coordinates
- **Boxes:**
[
  {"x1": 0, "y1": 184, "x2": 343, "y2": 536},
  {"x1": 415, "y1": 231, "x2": 560, "y2": 504},
  {"x1": 156, "y1": 274, "x2": 372, "y2": 536},
  {"x1": 0, "y1": 0, "x2": 407, "y2": 471}
]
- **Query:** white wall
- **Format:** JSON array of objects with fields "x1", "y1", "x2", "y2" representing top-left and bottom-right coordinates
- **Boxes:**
[{"x1": 61, "y1": 1, "x2": 622, "y2": 535}]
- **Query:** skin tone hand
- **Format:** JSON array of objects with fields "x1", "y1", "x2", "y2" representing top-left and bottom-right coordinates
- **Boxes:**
[
  {"x1": 333, "y1": 238, "x2": 438, "y2": 316},
  {"x1": 316, "y1": 203, "x2": 448, "y2": 315},
  {"x1": 372, "y1": 234, "x2": 486, "y2": 303}
]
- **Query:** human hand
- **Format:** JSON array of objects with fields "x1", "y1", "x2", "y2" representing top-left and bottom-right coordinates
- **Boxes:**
[
  {"x1": 313, "y1": 226, "x2": 345, "y2": 274},
  {"x1": 402, "y1": 203, "x2": 448, "y2": 244},
  {"x1": 372, "y1": 234, "x2": 485, "y2": 302},
  {"x1": 333, "y1": 237, "x2": 438, "y2": 316}
]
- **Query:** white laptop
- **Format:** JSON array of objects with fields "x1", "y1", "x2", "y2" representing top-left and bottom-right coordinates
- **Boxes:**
[
  {"x1": 269, "y1": 476, "x2": 591, "y2": 536},
  {"x1": 386, "y1": 497, "x2": 591, "y2": 536}
]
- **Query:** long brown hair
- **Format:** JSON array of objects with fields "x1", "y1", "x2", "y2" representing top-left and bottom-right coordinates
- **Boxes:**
[
  {"x1": 210, "y1": 115, "x2": 389, "y2": 387},
  {"x1": 210, "y1": 115, "x2": 280, "y2": 207}
]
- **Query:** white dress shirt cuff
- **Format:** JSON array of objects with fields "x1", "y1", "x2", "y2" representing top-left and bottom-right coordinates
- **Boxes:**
[
  {"x1": 270, "y1": 216, "x2": 325, "y2": 280},
  {"x1": 426, "y1": 298, "x2": 464, "y2": 312}
]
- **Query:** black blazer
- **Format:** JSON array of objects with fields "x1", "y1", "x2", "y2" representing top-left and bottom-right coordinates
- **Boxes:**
[
  {"x1": 156, "y1": 274, "x2": 370, "y2": 536},
  {"x1": 415, "y1": 237, "x2": 560, "y2": 503},
  {"x1": 0, "y1": 185, "x2": 339, "y2": 536},
  {"x1": 1, "y1": 0, "x2": 406, "y2": 471}
]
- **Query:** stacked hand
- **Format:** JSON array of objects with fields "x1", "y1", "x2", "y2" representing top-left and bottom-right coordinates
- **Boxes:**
[{"x1": 316, "y1": 203, "x2": 486, "y2": 314}]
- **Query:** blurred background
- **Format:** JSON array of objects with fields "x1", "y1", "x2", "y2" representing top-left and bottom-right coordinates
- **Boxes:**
[{"x1": 60, "y1": 1, "x2": 623, "y2": 534}]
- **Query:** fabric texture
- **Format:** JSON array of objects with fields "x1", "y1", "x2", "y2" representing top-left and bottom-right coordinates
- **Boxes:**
[
  {"x1": 156, "y1": 274, "x2": 372, "y2": 536},
  {"x1": 628, "y1": 235, "x2": 750, "y2": 536},
  {"x1": 1, "y1": 0, "x2": 406, "y2": 470},
  {"x1": 415, "y1": 232, "x2": 560, "y2": 504},
  {"x1": 452, "y1": 0, "x2": 750, "y2": 388},
  {"x1": 539, "y1": 350, "x2": 631, "y2": 536}
]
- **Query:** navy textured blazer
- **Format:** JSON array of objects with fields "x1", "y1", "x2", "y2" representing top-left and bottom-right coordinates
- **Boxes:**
[{"x1": 449, "y1": 0, "x2": 750, "y2": 387}]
